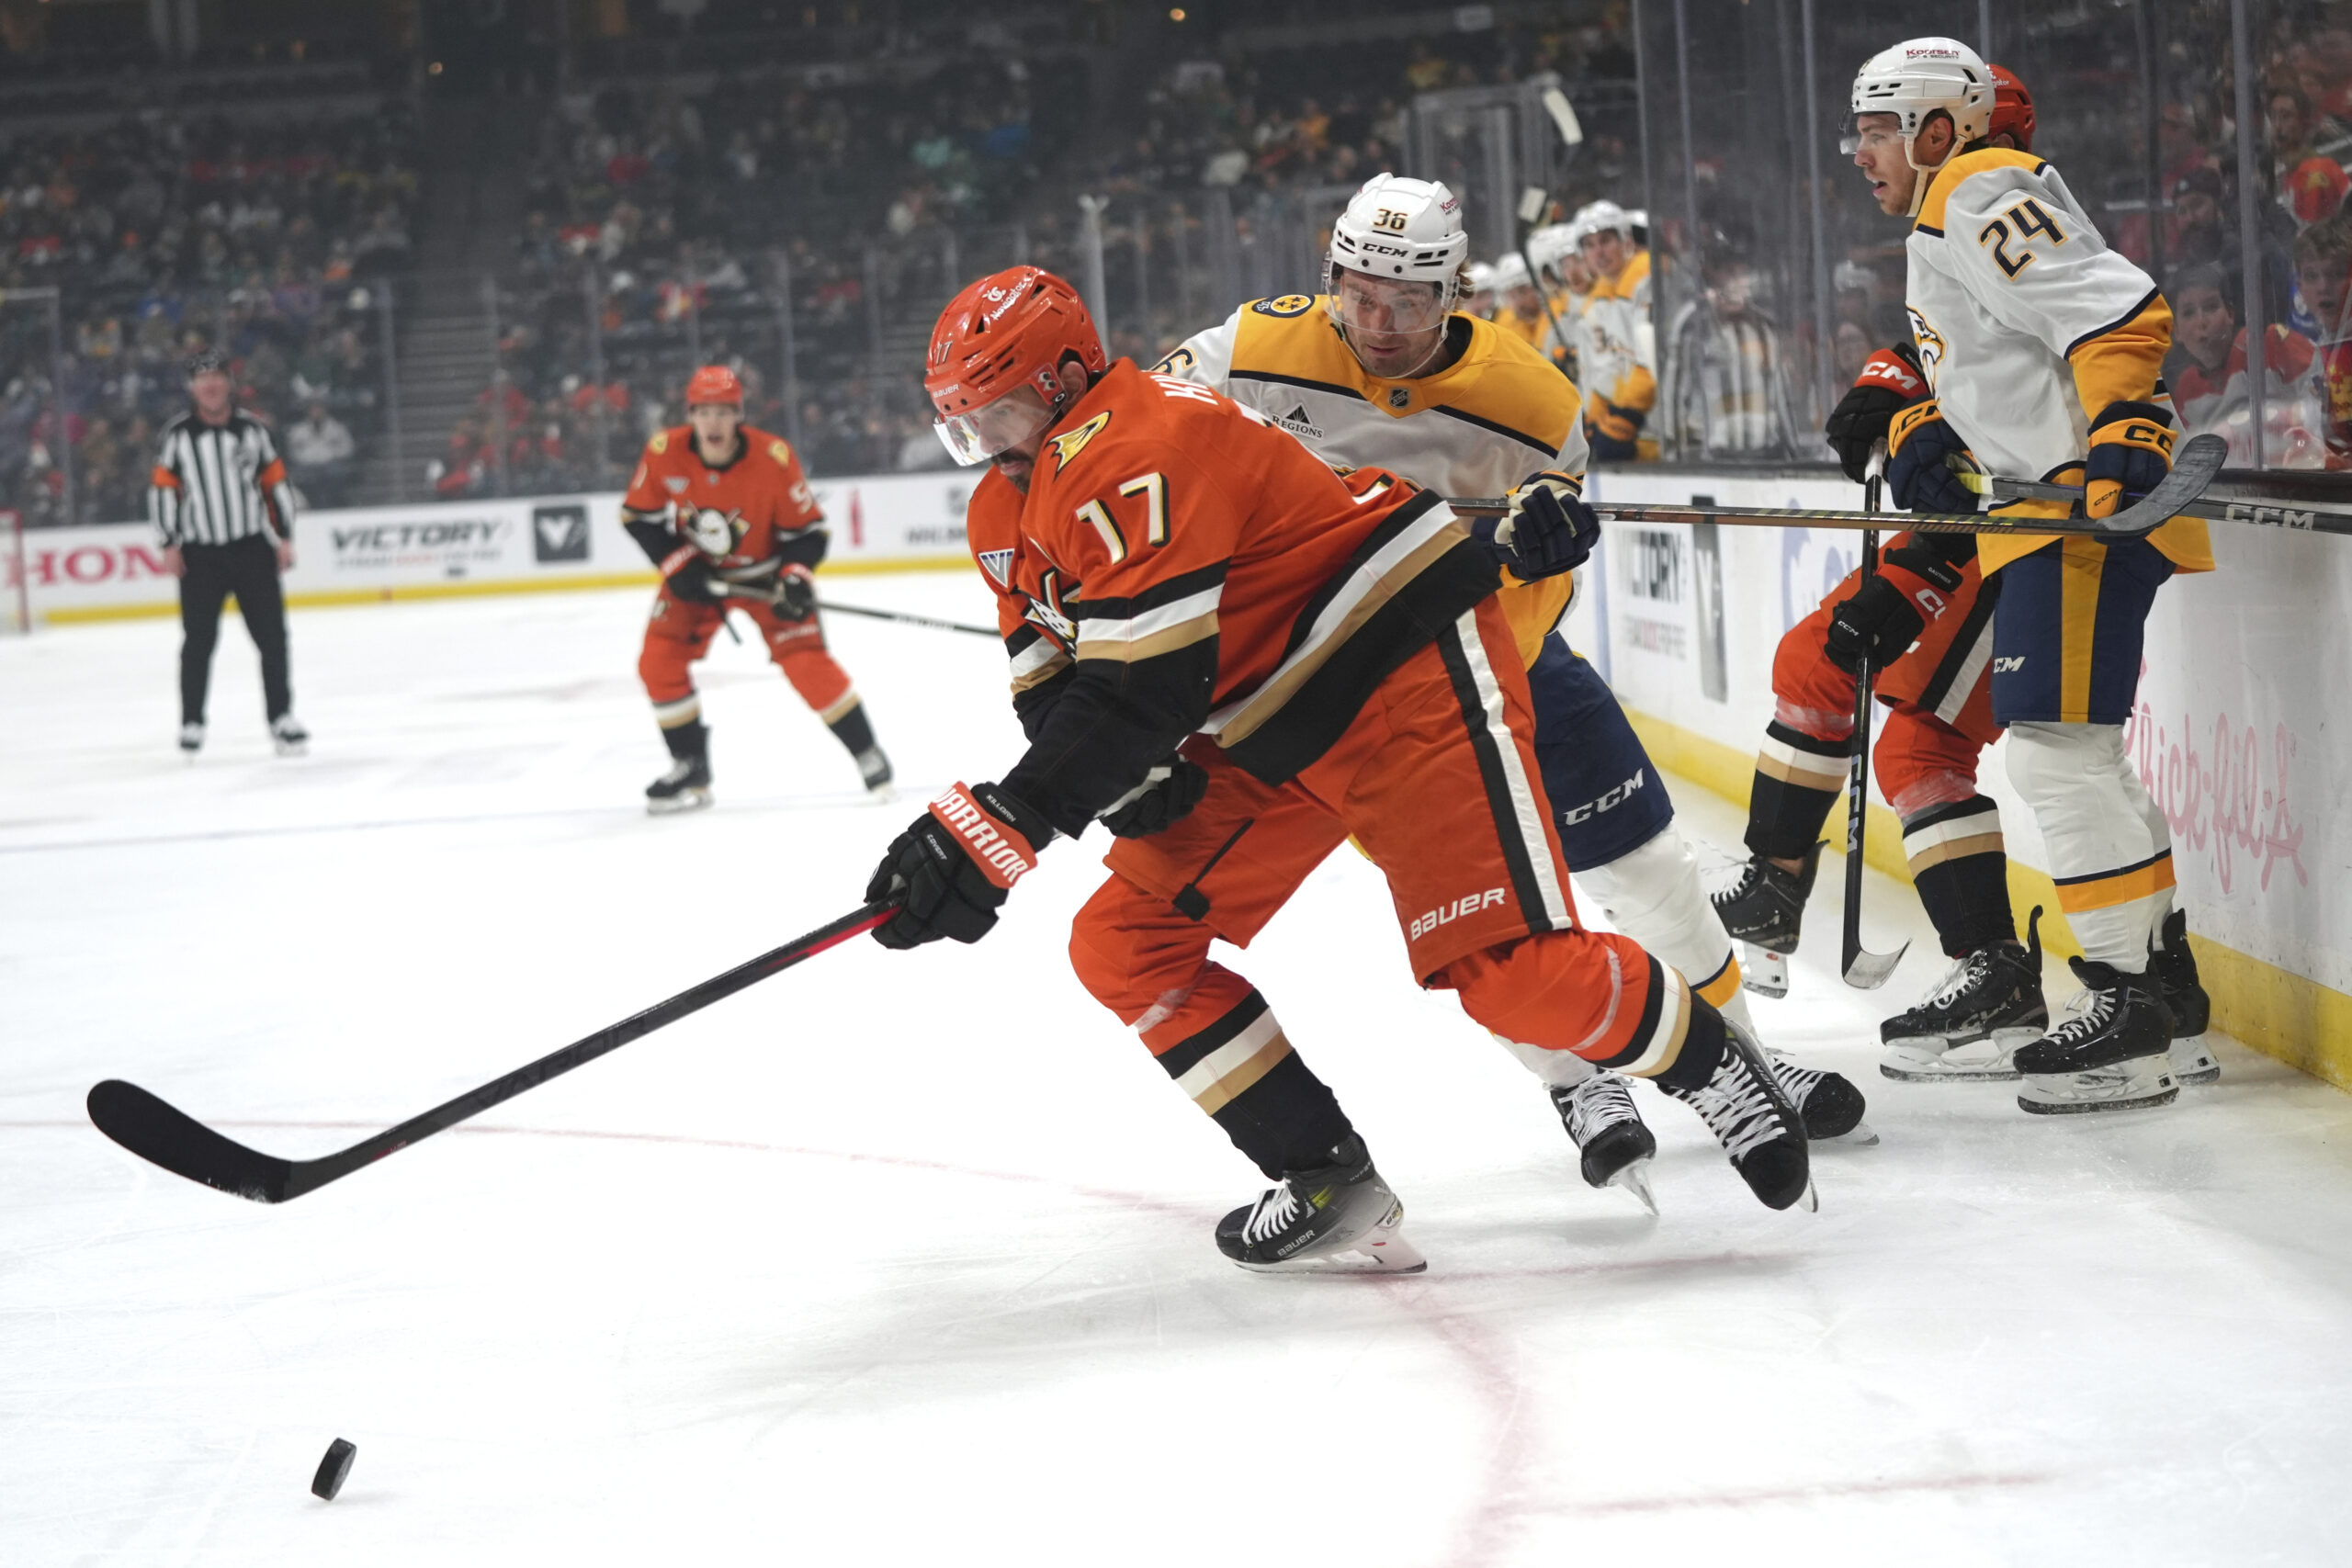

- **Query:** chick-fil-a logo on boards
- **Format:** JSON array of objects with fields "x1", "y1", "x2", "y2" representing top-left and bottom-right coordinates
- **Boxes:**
[{"x1": 2125, "y1": 661, "x2": 2309, "y2": 897}]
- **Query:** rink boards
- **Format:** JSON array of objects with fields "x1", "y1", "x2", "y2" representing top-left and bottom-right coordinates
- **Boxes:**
[{"x1": 14, "y1": 462, "x2": 2348, "y2": 1092}]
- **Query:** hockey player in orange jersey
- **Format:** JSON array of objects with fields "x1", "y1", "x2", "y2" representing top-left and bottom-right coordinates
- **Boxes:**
[
  {"x1": 622, "y1": 366, "x2": 892, "y2": 812},
  {"x1": 859, "y1": 267, "x2": 1814, "y2": 1273}
]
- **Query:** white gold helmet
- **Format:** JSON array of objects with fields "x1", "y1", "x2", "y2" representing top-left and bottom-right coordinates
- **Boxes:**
[
  {"x1": 1846, "y1": 36, "x2": 1994, "y2": 206},
  {"x1": 1568, "y1": 199, "x2": 1634, "y2": 246},
  {"x1": 1325, "y1": 173, "x2": 1469, "y2": 314},
  {"x1": 1523, "y1": 222, "x2": 1580, "y2": 288}
]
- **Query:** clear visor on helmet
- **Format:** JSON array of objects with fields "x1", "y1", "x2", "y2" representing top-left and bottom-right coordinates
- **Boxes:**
[
  {"x1": 1327, "y1": 268, "x2": 1451, "y2": 336},
  {"x1": 1839, "y1": 113, "x2": 1907, "y2": 157},
  {"x1": 932, "y1": 384, "x2": 1054, "y2": 467}
]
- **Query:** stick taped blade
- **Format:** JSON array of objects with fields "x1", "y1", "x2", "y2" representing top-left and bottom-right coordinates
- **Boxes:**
[
  {"x1": 87, "y1": 1079, "x2": 293, "y2": 1202},
  {"x1": 1841, "y1": 941, "x2": 1909, "y2": 991}
]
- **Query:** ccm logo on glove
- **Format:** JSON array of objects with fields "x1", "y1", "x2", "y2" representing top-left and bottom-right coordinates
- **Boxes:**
[{"x1": 928, "y1": 784, "x2": 1037, "y2": 889}]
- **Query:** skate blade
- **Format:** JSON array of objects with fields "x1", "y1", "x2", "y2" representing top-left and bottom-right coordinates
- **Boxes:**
[
  {"x1": 2017, "y1": 1061, "x2": 2179, "y2": 1115},
  {"x1": 1879, "y1": 1058, "x2": 2024, "y2": 1083},
  {"x1": 646, "y1": 789, "x2": 714, "y2": 816},
  {"x1": 1798, "y1": 1178, "x2": 1819, "y2": 1213},
  {"x1": 1824, "y1": 1120, "x2": 1879, "y2": 1147},
  {"x1": 1741, "y1": 946, "x2": 1790, "y2": 998},
  {"x1": 273, "y1": 741, "x2": 308, "y2": 758},
  {"x1": 1878, "y1": 1029, "x2": 2034, "y2": 1083},
  {"x1": 1610, "y1": 1157, "x2": 1659, "y2": 1217},
  {"x1": 864, "y1": 784, "x2": 898, "y2": 806}
]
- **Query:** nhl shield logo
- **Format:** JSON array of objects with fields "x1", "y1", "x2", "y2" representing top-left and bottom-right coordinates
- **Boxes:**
[
  {"x1": 1387, "y1": 387, "x2": 1411, "y2": 411},
  {"x1": 978, "y1": 548, "x2": 1017, "y2": 588}
]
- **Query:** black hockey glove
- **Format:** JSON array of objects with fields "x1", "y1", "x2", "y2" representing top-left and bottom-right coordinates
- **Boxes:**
[
  {"x1": 662, "y1": 547, "x2": 719, "y2": 605},
  {"x1": 1824, "y1": 344, "x2": 1928, "y2": 483},
  {"x1": 865, "y1": 781, "x2": 1052, "y2": 949},
  {"x1": 1822, "y1": 535, "x2": 1969, "y2": 675},
  {"x1": 1476, "y1": 469, "x2": 1599, "y2": 581},
  {"x1": 1097, "y1": 754, "x2": 1209, "y2": 839},
  {"x1": 770, "y1": 564, "x2": 817, "y2": 620},
  {"x1": 2084, "y1": 400, "x2": 2175, "y2": 522},
  {"x1": 1884, "y1": 400, "x2": 1980, "y2": 516}
]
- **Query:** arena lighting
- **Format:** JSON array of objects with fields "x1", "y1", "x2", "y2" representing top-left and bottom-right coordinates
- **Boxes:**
[{"x1": 1170, "y1": 7, "x2": 1187, "y2": 19}]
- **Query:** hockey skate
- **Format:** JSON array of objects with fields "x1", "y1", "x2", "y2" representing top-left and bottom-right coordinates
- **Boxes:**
[
  {"x1": 2015, "y1": 958, "x2": 2179, "y2": 1115},
  {"x1": 1767, "y1": 1054, "x2": 1875, "y2": 1145},
  {"x1": 177, "y1": 721, "x2": 204, "y2": 757},
  {"x1": 1880, "y1": 910, "x2": 2048, "y2": 1083},
  {"x1": 270, "y1": 714, "x2": 309, "y2": 757},
  {"x1": 2150, "y1": 909, "x2": 2219, "y2": 1087},
  {"x1": 1550, "y1": 1073, "x2": 1658, "y2": 1214},
  {"x1": 855, "y1": 745, "x2": 896, "y2": 801},
  {"x1": 645, "y1": 754, "x2": 714, "y2": 815},
  {"x1": 1657, "y1": 1019, "x2": 1815, "y2": 1211},
  {"x1": 1216, "y1": 1133, "x2": 1426, "y2": 1274},
  {"x1": 1711, "y1": 843, "x2": 1822, "y2": 998}
]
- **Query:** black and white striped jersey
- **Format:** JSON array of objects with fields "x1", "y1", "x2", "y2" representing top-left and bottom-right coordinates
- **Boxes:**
[{"x1": 150, "y1": 412, "x2": 297, "y2": 547}]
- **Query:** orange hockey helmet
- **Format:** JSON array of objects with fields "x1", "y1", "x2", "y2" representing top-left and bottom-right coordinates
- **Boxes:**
[
  {"x1": 1987, "y1": 64, "x2": 2035, "y2": 151},
  {"x1": 685, "y1": 365, "x2": 743, "y2": 407},
  {"x1": 925, "y1": 265, "x2": 1105, "y2": 466}
]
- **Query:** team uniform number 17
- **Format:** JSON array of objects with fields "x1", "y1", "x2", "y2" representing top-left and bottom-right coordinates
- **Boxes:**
[{"x1": 1076, "y1": 473, "x2": 1171, "y2": 564}]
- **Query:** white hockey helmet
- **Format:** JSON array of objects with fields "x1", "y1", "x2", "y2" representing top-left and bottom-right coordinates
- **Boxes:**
[
  {"x1": 1523, "y1": 222, "x2": 1580, "y2": 287},
  {"x1": 1490, "y1": 252, "x2": 1532, "y2": 294},
  {"x1": 1464, "y1": 258, "x2": 1497, "y2": 295},
  {"x1": 1568, "y1": 199, "x2": 1634, "y2": 246},
  {"x1": 1846, "y1": 37, "x2": 1995, "y2": 197},
  {"x1": 1325, "y1": 173, "x2": 1470, "y2": 326}
]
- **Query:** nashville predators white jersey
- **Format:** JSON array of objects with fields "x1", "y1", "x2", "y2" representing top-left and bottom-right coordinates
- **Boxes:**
[
  {"x1": 1906, "y1": 148, "x2": 2210, "y2": 572},
  {"x1": 1155, "y1": 293, "x2": 1586, "y2": 503},
  {"x1": 1154, "y1": 292, "x2": 1587, "y2": 664}
]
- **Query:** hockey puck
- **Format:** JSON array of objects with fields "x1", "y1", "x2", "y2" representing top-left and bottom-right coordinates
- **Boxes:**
[{"x1": 311, "y1": 1438, "x2": 356, "y2": 1500}]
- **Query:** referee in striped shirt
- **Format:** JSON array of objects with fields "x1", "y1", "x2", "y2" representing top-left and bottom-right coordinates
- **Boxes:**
[{"x1": 152, "y1": 350, "x2": 308, "y2": 756}]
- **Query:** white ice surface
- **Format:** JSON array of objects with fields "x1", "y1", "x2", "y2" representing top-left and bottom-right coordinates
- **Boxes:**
[{"x1": 5, "y1": 578, "x2": 2351, "y2": 1567}]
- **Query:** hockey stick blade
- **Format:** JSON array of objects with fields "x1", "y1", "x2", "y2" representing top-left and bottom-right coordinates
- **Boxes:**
[{"x1": 87, "y1": 901, "x2": 894, "y2": 1203}]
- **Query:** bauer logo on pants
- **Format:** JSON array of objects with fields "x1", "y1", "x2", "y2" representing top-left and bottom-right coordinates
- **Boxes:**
[
  {"x1": 1411, "y1": 886, "x2": 1507, "y2": 941},
  {"x1": 532, "y1": 504, "x2": 590, "y2": 563}
]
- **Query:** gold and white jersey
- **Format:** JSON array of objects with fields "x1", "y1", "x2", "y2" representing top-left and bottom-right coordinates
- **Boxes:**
[
  {"x1": 1571, "y1": 248, "x2": 1656, "y2": 412},
  {"x1": 1156, "y1": 293, "x2": 1586, "y2": 503},
  {"x1": 1155, "y1": 292, "x2": 1587, "y2": 663},
  {"x1": 1906, "y1": 148, "x2": 2211, "y2": 572}
]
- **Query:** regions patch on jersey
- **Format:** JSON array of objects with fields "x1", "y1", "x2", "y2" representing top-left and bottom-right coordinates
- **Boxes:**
[
  {"x1": 1047, "y1": 411, "x2": 1113, "y2": 474},
  {"x1": 977, "y1": 547, "x2": 1017, "y2": 588},
  {"x1": 769, "y1": 439, "x2": 793, "y2": 465},
  {"x1": 1252, "y1": 294, "x2": 1317, "y2": 318},
  {"x1": 1273, "y1": 402, "x2": 1325, "y2": 439}
]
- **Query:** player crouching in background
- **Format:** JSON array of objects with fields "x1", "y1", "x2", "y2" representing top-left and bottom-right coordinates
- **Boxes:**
[{"x1": 620, "y1": 366, "x2": 893, "y2": 813}]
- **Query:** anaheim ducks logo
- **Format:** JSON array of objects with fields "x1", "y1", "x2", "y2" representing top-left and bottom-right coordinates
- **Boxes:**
[
  {"x1": 1907, "y1": 307, "x2": 1948, "y2": 389},
  {"x1": 1047, "y1": 411, "x2": 1113, "y2": 474}
]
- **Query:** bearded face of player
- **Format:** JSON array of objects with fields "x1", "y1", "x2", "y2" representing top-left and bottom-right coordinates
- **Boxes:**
[
  {"x1": 688, "y1": 401, "x2": 743, "y2": 464},
  {"x1": 933, "y1": 359, "x2": 1092, "y2": 492},
  {"x1": 1330, "y1": 269, "x2": 1449, "y2": 379}
]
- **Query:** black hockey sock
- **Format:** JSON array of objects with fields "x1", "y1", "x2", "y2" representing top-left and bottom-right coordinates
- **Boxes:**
[
  {"x1": 1650, "y1": 997, "x2": 1729, "y2": 1095},
  {"x1": 661, "y1": 718, "x2": 709, "y2": 762},
  {"x1": 1154, "y1": 990, "x2": 1353, "y2": 1179},
  {"x1": 1902, "y1": 795, "x2": 2014, "y2": 957},
  {"x1": 1747, "y1": 720, "x2": 1850, "y2": 862},
  {"x1": 826, "y1": 699, "x2": 876, "y2": 758}
]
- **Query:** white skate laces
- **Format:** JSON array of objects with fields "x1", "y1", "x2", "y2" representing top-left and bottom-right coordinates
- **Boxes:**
[
  {"x1": 1687, "y1": 1058, "x2": 1786, "y2": 1163},
  {"x1": 2046, "y1": 982, "x2": 2119, "y2": 1044},
  {"x1": 1565, "y1": 1075, "x2": 1639, "y2": 1145},
  {"x1": 1241, "y1": 1181, "x2": 1308, "y2": 1245}
]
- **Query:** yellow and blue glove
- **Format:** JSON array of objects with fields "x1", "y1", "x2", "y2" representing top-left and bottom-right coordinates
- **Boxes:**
[
  {"x1": 1884, "y1": 400, "x2": 1980, "y2": 515},
  {"x1": 2083, "y1": 400, "x2": 2174, "y2": 519}
]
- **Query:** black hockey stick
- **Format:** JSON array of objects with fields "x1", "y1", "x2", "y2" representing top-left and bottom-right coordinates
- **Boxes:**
[
  {"x1": 709, "y1": 583, "x2": 994, "y2": 638},
  {"x1": 1840, "y1": 447, "x2": 1908, "y2": 990},
  {"x1": 1952, "y1": 465, "x2": 2352, "y2": 538},
  {"x1": 1448, "y1": 433, "x2": 2229, "y2": 538},
  {"x1": 87, "y1": 902, "x2": 894, "y2": 1203}
]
